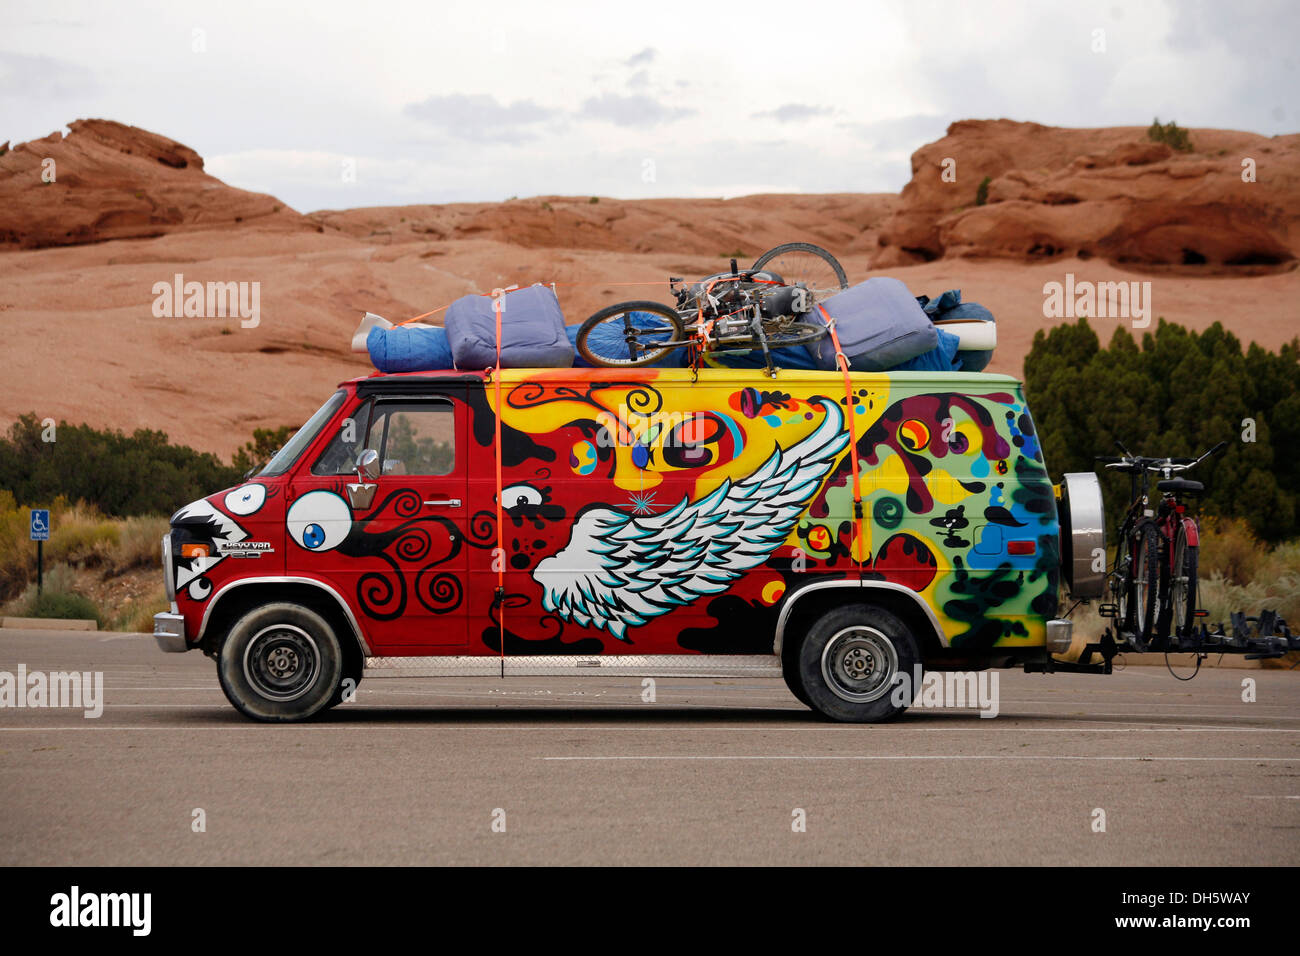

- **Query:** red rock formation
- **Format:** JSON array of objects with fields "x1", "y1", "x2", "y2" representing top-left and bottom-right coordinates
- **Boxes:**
[
  {"x1": 0, "y1": 119, "x2": 309, "y2": 248},
  {"x1": 875, "y1": 119, "x2": 1299, "y2": 274}
]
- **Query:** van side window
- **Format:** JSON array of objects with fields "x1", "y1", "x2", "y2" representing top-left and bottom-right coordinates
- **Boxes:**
[
  {"x1": 371, "y1": 401, "x2": 456, "y2": 476},
  {"x1": 311, "y1": 399, "x2": 372, "y2": 476}
]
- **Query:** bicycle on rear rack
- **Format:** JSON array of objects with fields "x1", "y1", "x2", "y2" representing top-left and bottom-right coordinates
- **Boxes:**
[
  {"x1": 1095, "y1": 439, "x2": 1226, "y2": 651},
  {"x1": 574, "y1": 242, "x2": 848, "y2": 375}
]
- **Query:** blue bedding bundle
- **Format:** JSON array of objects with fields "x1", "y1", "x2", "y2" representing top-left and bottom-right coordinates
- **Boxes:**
[
  {"x1": 444, "y1": 285, "x2": 572, "y2": 370},
  {"x1": 366, "y1": 324, "x2": 453, "y2": 373},
  {"x1": 803, "y1": 277, "x2": 938, "y2": 372}
]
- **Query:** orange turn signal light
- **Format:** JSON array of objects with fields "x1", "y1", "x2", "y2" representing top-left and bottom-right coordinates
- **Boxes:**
[{"x1": 180, "y1": 543, "x2": 211, "y2": 559}]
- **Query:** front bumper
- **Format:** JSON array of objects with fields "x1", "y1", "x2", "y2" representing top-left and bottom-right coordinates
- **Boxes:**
[{"x1": 153, "y1": 612, "x2": 189, "y2": 653}]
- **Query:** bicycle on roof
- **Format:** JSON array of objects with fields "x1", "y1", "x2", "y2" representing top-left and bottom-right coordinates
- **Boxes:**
[{"x1": 574, "y1": 242, "x2": 848, "y2": 373}]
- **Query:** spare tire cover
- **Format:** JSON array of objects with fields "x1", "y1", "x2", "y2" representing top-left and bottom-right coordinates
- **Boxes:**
[{"x1": 1059, "y1": 472, "x2": 1106, "y2": 599}]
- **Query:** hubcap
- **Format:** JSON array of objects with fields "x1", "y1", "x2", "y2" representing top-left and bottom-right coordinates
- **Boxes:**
[
  {"x1": 820, "y1": 627, "x2": 899, "y2": 703},
  {"x1": 243, "y1": 624, "x2": 321, "y2": 702}
]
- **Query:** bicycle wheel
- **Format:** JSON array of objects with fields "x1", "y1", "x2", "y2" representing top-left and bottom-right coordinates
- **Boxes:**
[
  {"x1": 760, "y1": 319, "x2": 826, "y2": 349},
  {"x1": 1124, "y1": 521, "x2": 1159, "y2": 650},
  {"x1": 751, "y1": 242, "x2": 848, "y2": 305},
  {"x1": 576, "y1": 301, "x2": 687, "y2": 368},
  {"x1": 1168, "y1": 527, "x2": 1198, "y2": 642}
]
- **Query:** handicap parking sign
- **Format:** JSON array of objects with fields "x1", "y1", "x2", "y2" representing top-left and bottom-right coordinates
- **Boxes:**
[{"x1": 30, "y1": 509, "x2": 50, "y2": 541}]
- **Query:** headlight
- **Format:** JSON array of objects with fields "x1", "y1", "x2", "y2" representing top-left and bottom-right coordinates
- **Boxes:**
[{"x1": 162, "y1": 533, "x2": 177, "y2": 607}]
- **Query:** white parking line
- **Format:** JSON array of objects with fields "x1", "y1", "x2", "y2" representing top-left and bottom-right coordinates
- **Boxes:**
[
  {"x1": 540, "y1": 755, "x2": 1300, "y2": 762},
  {"x1": 1, "y1": 721, "x2": 1298, "y2": 732}
]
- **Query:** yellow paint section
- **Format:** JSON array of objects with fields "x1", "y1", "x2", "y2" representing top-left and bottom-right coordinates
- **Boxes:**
[{"x1": 761, "y1": 580, "x2": 786, "y2": 605}]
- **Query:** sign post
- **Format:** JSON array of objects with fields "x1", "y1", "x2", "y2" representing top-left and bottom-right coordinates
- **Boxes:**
[{"x1": 30, "y1": 509, "x2": 50, "y2": 595}]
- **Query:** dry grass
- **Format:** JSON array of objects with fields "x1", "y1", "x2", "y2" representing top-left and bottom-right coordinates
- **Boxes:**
[
  {"x1": 0, "y1": 492, "x2": 165, "y2": 603},
  {"x1": 1198, "y1": 516, "x2": 1266, "y2": 586},
  {"x1": 0, "y1": 493, "x2": 168, "y2": 628}
]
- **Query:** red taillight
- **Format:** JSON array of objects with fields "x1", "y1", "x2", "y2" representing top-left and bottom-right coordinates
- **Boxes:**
[{"x1": 1007, "y1": 540, "x2": 1036, "y2": 555}]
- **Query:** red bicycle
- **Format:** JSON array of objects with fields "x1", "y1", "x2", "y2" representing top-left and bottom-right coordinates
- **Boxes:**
[{"x1": 1095, "y1": 440, "x2": 1226, "y2": 651}]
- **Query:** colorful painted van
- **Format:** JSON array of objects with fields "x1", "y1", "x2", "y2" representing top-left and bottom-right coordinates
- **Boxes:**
[{"x1": 153, "y1": 368, "x2": 1078, "y2": 722}]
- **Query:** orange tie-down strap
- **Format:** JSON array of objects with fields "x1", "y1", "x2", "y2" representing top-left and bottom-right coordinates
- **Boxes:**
[
  {"x1": 492, "y1": 295, "x2": 506, "y2": 673},
  {"x1": 818, "y1": 304, "x2": 866, "y2": 570}
]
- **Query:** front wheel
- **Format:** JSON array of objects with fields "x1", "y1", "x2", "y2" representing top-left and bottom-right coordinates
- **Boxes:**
[
  {"x1": 576, "y1": 301, "x2": 686, "y2": 368},
  {"x1": 217, "y1": 603, "x2": 344, "y2": 722},
  {"x1": 796, "y1": 604, "x2": 919, "y2": 722}
]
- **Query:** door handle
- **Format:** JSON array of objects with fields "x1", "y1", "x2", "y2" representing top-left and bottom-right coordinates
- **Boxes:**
[{"x1": 423, "y1": 498, "x2": 462, "y2": 508}]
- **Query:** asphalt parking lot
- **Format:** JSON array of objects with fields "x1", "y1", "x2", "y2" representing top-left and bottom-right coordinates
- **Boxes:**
[{"x1": 1, "y1": 628, "x2": 1297, "y2": 866}]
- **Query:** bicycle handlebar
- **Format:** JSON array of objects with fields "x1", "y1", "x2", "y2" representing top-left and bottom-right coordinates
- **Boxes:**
[{"x1": 1097, "y1": 440, "x2": 1229, "y2": 473}]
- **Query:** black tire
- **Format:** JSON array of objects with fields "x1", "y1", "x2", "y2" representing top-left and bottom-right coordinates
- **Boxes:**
[
  {"x1": 217, "y1": 602, "x2": 344, "y2": 722},
  {"x1": 781, "y1": 637, "x2": 813, "y2": 709},
  {"x1": 576, "y1": 301, "x2": 686, "y2": 368},
  {"x1": 1169, "y1": 531, "x2": 1198, "y2": 644},
  {"x1": 761, "y1": 319, "x2": 826, "y2": 349},
  {"x1": 1123, "y1": 521, "x2": 1160, "y2": 651},
  {"x1": 325, "y1": 659, "x2": 363, "y2": 710},
  {"x1": 751, "y1": 242, "x2": 848, "y2": 303},
  {"x1": 796, "y1": 604, "x2": 919, "y2": 723}
]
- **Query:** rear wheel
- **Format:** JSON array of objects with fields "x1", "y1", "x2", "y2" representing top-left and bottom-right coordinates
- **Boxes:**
[
  {"x1": 751, "y1": 242, "x2": 848, "y2": 306},
  {"x1": 1122, "y1": 522, "x2": 1160, "y2": 651},
  {"x1": 576, "y1": 301, "x2": 686, "y2": 367},
  {"x1": 796, "y1": 604, "x2": 919, "y2": 722},
  {"x1": 217, "y1": 602, "x2": 344, "y2": 722},
  {"x1": 1168, "y1": 528, "x2": 1198, "y2": 644}
]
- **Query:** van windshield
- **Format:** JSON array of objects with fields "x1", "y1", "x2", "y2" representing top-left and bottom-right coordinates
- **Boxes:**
[{"x1": 254, "y1": 390, "x2": 348, "y2": 478}]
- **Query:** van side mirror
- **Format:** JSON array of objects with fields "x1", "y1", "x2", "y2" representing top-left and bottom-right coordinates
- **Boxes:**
[
  {"x1": 355, "y1": 448, "x2": 379, "y2": 483},
  {"x1": 347, "y1": 449, "x2": 381, "y2": 511}
]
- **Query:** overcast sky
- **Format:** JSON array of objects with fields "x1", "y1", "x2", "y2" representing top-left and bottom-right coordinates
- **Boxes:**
[{"x1": 2, "y1": 0, "x2": 1296, "y2": 212}]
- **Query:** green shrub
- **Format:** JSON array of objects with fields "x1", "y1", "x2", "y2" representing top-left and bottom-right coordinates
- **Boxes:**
[
  {"x1": 974, "y1": 175, "x2": 992, "y2": 206},
  {"x1": 0, "y1": 413, "x2": 243, "y2": 518},
  {"x1": 24, "y1": 590, "x2": 102, "y2": 624},
  {"x1": 1147, "y1": 117, "x2": 1193, "y2": 152},
  {"x1": 1025, "y1": 319, "x2": 1300, "y2": 542}
]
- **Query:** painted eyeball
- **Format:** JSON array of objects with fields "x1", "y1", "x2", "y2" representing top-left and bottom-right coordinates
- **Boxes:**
[
  {"x1": 499, "y1": 484, "x2": 543, "y2": 509},
  {"x1": 188, "y1": 578, "x2": 212, "y2": 601},
  {"x1": 286, "y1": 490, "x2": 351, "y2": 551},
  {"x1": 224, "y1": 483, "x2": 267, "y2": 516}
]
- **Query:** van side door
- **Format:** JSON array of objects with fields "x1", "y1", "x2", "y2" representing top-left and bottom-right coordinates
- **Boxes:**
[{"x1": 287, "y1": 391, "x2": 470, "y2": 651}]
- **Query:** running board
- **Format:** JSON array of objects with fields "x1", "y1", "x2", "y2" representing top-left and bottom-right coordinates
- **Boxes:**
[{"x1": 362, "y1": 654, "x2": 783, "y2": 679}]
